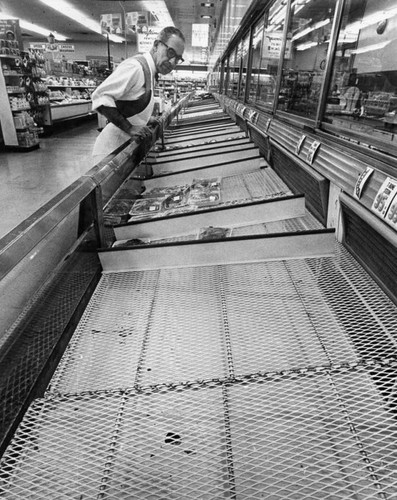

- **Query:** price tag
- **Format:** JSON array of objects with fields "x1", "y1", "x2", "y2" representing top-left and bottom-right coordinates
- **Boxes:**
[
  {"x1": 296, "y1": 135, "x2": 306, "y2": 154},
  {"x1": 306, "y1": 140, "x2": 321, "y2": 164},
  {"x1": 371, "y1": 176, "x2": 397, "y2": 218},
  {"x1": 353, "y1": 167, "x2": 374, "y2": 200}
]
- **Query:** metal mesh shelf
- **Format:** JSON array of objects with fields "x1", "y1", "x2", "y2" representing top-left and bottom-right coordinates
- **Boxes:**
[
  {"x1": 1, "y1": 244, "x2": 397, "y2": 498},
  {"x1": 221, "y1": 168, "x2": 292, "y2": 204},
  {"x1": 1, "y1": 365, "x2": 397, "y2": 499},
  {"x1": 45, "y1": 244, "x2": 397, "y2": 395}
]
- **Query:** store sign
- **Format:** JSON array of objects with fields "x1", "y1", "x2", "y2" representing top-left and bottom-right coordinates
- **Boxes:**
[
  {"x1": 59, "y1": 44, "x2": 75, "y2": 53},
  {"x1": 0, "y1": 19, "x2": 23, "y2": 50},
  {"x1": 192, "y1": 24, "x2": 209, "y2": 47},
  {"x1": 263, "y1": 32, "x2": 291, "y2": 59},
  {"x1": 126, "y1": 11, "x2": 149, "y2": 34},
  {"x1": 30, "y1": 43, "x2": 47, "y2": 50},
  {"x1": 45, "y1": 42, "x2": 59, "y2": 52},
  {"x1": 100, "y1": 13, "x2": 123, "y2": 34},
  {"x1": 137, "y1": 29, "x2": 160, "y2": 52}
]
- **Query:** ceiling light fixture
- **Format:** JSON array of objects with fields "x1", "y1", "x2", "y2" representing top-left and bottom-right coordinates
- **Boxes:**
[
  {"x1": 38, "y1": 0, "x2": 124, "y2": 43},
  {"x1": 201, "y1": 15, "x2": 213, "y2": 19},
  {"x1": 0, "y1": 13, "x2": 68, "y2": 40}
]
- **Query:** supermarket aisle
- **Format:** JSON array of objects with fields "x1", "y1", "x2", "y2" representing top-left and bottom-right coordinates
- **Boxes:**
[{"x1": 0, "y1": 116, "x2": 98, "y2": 240}]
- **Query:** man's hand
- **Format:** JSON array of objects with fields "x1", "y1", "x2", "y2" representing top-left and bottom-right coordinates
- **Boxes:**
[
  {"x1": 127, "y1": 124, "x2": 153, "y2": 143},
  {"x1": 147, "y1": 116, "x2": 161, "y2": 127}
]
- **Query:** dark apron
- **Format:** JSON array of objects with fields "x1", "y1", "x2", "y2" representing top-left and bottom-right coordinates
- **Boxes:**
[{"x1": 115, "y1": 55, "x2": 152, "y2": 118}]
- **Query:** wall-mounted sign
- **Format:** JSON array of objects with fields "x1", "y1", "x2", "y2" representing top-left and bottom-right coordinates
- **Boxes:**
[
  {"x1": 58, "y1": 44, "x2": 75, "y2": 53},
  {"x1": 29, "y1": 43, "x2": 47, "y2": 50},
  {"x1": 353, "y1": 167, "x2": 373, "y2": 200}
]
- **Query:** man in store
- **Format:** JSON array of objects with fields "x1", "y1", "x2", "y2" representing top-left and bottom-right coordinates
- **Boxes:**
[{"x1": 91, "y1": 26, "x2": 185, "y2": 164}]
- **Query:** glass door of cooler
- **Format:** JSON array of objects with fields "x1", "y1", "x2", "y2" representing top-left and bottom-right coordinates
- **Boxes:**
[
  {"x1": 276, "y1": 0, "x2": 338, "y2": 121},
  {"x1": 322, "y1": 0, "x2": 397, "y2": 156}
]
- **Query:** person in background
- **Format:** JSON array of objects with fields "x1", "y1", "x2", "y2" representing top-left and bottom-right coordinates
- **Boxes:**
[{"x1": 91, "y1": 26, "x2": 185, "y2": 164}]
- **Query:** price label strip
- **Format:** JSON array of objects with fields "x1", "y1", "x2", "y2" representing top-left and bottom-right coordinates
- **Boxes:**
[
  {"x1": 353, "y1": 167, "x2": 374, "y2": 200},
  {"x1": 296, "y1": 134, "x2": 306, "y2": 155},
  {"x1": 306, "y1": 140, "x2": 321, "y2": 164},
  {"x1": 371, "y1": 177, "x2": 397, "y2": 219}
]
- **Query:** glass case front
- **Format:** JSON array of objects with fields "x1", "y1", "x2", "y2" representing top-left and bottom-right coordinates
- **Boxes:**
[
  {"x1": 227, "y1": 45, "x2": 239, "y2": 98},
  {"x1": 247, "y1": 16, "x2": 265, "y2": 103},
  {"x1": 238, "y1": 33, "x2": 250, "y2": 100},
  {"x1": 276, "y1": 0, "x2": 338, "y2": 119},
  {"x1": 256, "y1": 0, "x2": 287, "y2": 109},
  {"x1": 324, "y1": 0, "x2": 397, "y2": 151}
]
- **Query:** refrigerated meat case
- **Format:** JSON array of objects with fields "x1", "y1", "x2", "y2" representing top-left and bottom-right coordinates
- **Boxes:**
[{"x1": 1, "y1": 99, "x2": 397, "y2": 499}]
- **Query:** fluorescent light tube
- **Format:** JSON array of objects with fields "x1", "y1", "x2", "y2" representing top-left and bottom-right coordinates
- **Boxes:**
[
  {"x1": 0, "y1": 13, "x2": 67, "y2": 40},
  {"x1": 38, "y1": 0, "x2": 124, "y2": 42}
]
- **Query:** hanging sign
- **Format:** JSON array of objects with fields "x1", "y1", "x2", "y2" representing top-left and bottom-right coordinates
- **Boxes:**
[
  {"x1": 137, "y1": 29, "x2": 160, "y2": 53},
  {"x1": 100, "y1": 13, "x2": 123, "y2": 34},
  {"x1": 126, "y1": 12, "x2": 148, "y2": 34},
  {"x1": 192, "y1": 24, "x2": 209, "y2": 47}
]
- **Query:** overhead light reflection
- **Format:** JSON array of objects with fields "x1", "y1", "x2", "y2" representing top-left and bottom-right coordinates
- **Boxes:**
[
  {"x1": 0, "y1": 12, "x2": 68, "y2": 40},
  {"x1": 292, "y1": 18, "x2": 330, "y2": 42},
  {"x1": 38, "y1": 0, "x2": 124, "y2": 42}
]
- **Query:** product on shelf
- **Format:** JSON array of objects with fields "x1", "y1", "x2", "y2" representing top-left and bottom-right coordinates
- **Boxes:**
[
  {"x1": 0, "y1": 37, "x2": 20, "y2": 57},
  {"x1": 104, "y1": 199, "x2": 136, "y2": 217},
  {"x1": 129, "y1": 198, "x2": 165, "y2": 218},
  {"x1": 188, "y1": 177, "x2": 222, "y2": 207},
  {"x1": 0, "y1": 43, "x2": 45, "y2": 148},
  {"x1": 13, "y1": 110, "x2": 35, "y2": 129},
  {"x1": 163, "y1": 187, "x2": 190, "y2": 210},
  {"x1": 16, "y1": 129, "x2": 39, "y2": 147},
  {"x1": 198, "y1": 226, "x2": 232, "y2": 240}
]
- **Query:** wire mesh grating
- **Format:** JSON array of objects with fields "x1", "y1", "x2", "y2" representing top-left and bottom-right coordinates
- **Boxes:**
[
  {"x1": 1, "y1": 365, "x2": 397, "y2": 499},
  {"x1": 1, "y1": 244, "x2": 397, "y2": 497},
  {"x1": 46, "y1": 244, "x2": 397, "y2": 396}
]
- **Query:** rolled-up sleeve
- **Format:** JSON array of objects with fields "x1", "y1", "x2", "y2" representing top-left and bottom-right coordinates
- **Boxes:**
[{"x1": 91, "y1": 58, "x2": 145, "y2": 111}]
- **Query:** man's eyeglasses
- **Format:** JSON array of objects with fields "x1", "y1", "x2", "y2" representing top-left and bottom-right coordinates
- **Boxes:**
[{"x1": 158, "y1": 40, "x2": 184, "y2": 64}]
